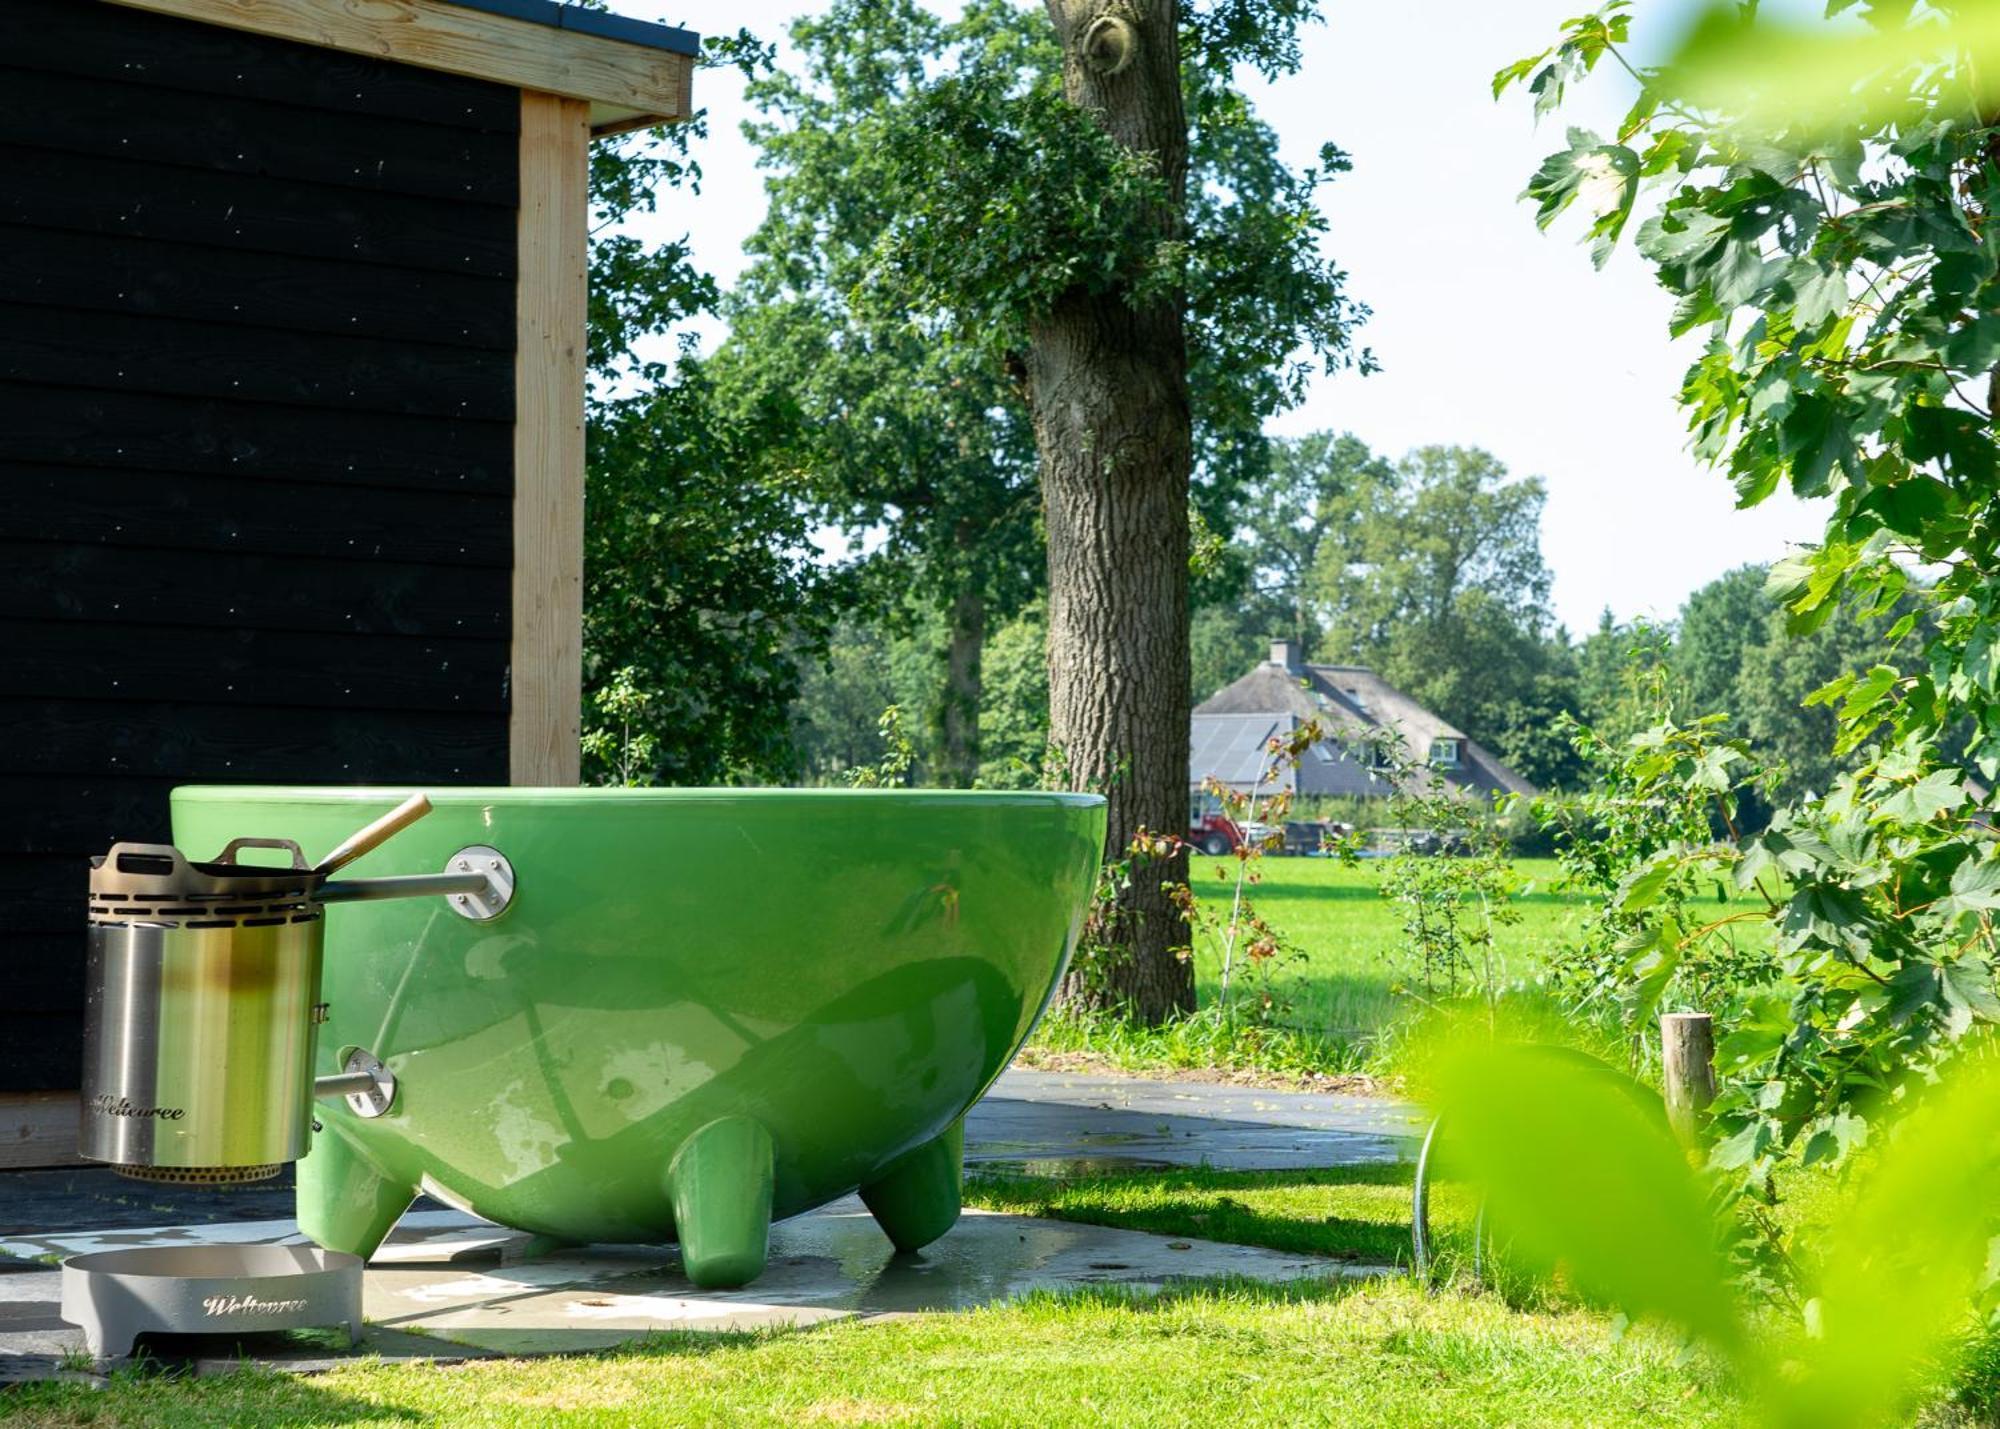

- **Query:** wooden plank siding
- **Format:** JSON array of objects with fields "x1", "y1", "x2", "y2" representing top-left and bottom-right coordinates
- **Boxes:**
[{"x1": 0, "y1": 0, "x2": 522, "y2": 1093}]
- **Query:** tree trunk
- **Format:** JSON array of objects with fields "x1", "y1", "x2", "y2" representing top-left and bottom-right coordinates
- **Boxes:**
[
  {"x1": 1033, "y1": 0, "x2": 1194, "y2": 1023},
  {"x1": 941, "y1": 588, "x2": 985, "y2": 787}
]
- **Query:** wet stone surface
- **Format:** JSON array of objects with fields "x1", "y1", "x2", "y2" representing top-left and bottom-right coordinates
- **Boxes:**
[
  {"x1": 0, "y1": 1069, "x2": 1416, "y2": 1378},
  {"x1": 964, "y1": 1069, "x2": 1420, "y2": 1176}
]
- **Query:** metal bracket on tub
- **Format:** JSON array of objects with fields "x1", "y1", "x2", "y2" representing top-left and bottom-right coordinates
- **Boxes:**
[
  {"x1": 444, "y1": 845, "x2": 513, "y2": 921},
  {"x1": 316, "y1": 845, "x2": 515, "y2": 919},
  {"x1": 314, "y1": 1047, "x2": 397, "y2": 1119}
]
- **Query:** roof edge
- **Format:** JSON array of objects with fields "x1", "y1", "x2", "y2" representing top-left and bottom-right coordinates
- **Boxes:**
[
  {"x1": 447, "y1": 0, "x2": 700, "y2": 57},
  {"x1": 96, "y1": 0, "x2": 698, "y2": 126}
]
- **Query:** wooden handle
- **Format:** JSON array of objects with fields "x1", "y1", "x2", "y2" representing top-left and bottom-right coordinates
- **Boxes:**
[{"x1": 315, "y1": 793, "x2": 433, "y2": 876}]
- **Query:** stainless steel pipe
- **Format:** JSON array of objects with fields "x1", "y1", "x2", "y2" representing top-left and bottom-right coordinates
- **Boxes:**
[
  {"x1": 312, "y1": 1070, "x2": 384, "y2": 1100},
  {"x1": 316, "y1": 872, "x2": 490, "y2": 904}
]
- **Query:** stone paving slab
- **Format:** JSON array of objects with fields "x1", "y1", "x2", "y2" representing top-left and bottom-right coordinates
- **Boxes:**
[
  {"x1": 0, "y1": 1068, "x2": 1412, "y2": 1377},
  {"x1": 0, "y1": 1069, "x2": 1416, "y2": 1242},
  {"x1": 0, "y1": 1199, "x2": 1380, "y2": 1368}
]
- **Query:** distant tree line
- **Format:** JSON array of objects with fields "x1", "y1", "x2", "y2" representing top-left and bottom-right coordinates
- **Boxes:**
[{"x1": 785, "y1": 431, "x2": 1917, "y2": 816}]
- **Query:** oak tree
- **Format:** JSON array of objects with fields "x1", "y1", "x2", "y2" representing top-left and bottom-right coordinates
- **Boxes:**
[{"x1": 743, "y1": 0, "x2": 1369, "y2": 1017}]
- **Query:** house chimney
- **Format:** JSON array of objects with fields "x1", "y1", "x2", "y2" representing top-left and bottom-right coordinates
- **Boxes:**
[{"x1": 1270, "y1": 639, "x2": 1302, "y2": 673}]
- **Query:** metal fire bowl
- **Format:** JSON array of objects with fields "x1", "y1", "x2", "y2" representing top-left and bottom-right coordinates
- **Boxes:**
[{"x1": 60, "y1": 1243, "x2": 362, "y2": 1364}]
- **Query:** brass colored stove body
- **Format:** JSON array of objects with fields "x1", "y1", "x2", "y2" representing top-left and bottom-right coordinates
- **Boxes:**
[
  {"x1": 83, "y1": 840, "x2": 325, "y2": 1183},
  {"x1": 78, "y1": 796, "x2": 510, "y2": 1187}
]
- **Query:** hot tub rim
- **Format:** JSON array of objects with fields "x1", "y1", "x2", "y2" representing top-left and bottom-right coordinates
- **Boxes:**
[{"x1": 174, "y1": 785, "x2": 1107, "y2": 810}]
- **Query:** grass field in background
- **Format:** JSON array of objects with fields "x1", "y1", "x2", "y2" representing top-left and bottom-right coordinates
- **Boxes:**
[{"x1": 1182, "y1": 854, "x2": 1584, "y2": 1047}]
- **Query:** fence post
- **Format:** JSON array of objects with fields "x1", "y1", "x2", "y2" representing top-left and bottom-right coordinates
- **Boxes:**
[{"x1": 1660, "y1": 1012, "x2": 1716, "y2": 1146}]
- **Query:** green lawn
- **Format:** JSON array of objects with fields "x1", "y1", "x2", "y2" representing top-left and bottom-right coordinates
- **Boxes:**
[
  {"x1": 4, "y1": 1164, "x2": 1738, "y2": 1426},
  {"x1": 1181, "y1": 854, "x2": 1585, "y2": 1046},
  {"x1": 1027, "y1": 854, "x2": 1592, "y2": 1078},
  {"x1": 3, "y1": 1282, "x2": 1736, "y2": 1428}
]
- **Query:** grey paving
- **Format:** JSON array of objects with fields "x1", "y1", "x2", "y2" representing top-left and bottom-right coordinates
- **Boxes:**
[
  {"x1": 0, "y1": 1068, "x2": 1414, "y2": 1377},
  {"x1": 968, "y1": 1068, "x2": 1421, "y2": 1174}
]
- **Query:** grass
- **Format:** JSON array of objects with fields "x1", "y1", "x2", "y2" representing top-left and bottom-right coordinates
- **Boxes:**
[
  {"x1": 0, "y1": 1166, "x2": 1729, "y2": 1426},
  {"x1": 1, "y1": 1278, "x2": 1738, "y2": 1427},
  {"x1": 1023, "y1": 1000, "x2": 1371, "y2": 1081},
  {"x1": 1182, "y1": 854, "x2": 1582, "y2": 1039},
  {"x1": 1025, "y1": 854, "x2": 1592, "y2": 1082},
  {"x1": 964, "y1": 1161, "x2": 1473, "y2": 1268}
]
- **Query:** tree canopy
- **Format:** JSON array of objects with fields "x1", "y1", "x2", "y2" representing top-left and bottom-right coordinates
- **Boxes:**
[
  {"x1": 1505, "y1": 0, "x2": 2000, "y2": 1189},
  {"x1": 580, "y1": 39, "x2": 841, "y2": 785},
  {"x1": 716, "y1": 0, "x2": 1046, "y2": 784}
]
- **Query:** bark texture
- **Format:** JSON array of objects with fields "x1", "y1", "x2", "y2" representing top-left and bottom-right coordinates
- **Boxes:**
[
  {"x1": 1032, "y1": 0, "x2": 1194, "y2": 1021},
  {"x1": 941, "y1": 588, "x2": 985, "y2": 787}
]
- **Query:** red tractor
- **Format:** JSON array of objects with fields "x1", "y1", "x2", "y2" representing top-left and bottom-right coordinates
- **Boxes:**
[{"x1": 1187, "y1": 795, "x2": 1247, "y2": 856}]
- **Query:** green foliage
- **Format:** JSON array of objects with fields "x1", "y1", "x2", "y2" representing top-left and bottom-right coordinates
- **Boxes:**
[
  {"x1": 722, "y1": 0, "x2": 1045, "y2": 783},
  {"x1": 1428, "y1": 1039, "x2": 1745, "y2": 1357},
  {"x1": 1185, "y1": 720, "x2": 1335, "y2": 1024},
  {"x1": 787, "y1": 611, "x2": 967, "y2": 783},
  {"x1": 1533, "y1": 688, "x2": 1781, "y2": 1038},
  {"x1": 975, "y1": 602, "x2": 1053, "y2": 789},
  {"x1": 1380, "y1": 819, "x2": 1519, "y2": 1005},
  {"x1": 1732, "y1": 587, "x2": 1928, "y2": 803},
  {"x1": 1188, "y1": 602, "x2": 1271, "y2": 704},
  {"x1": 1372, "y1": 733, "x2": 1523, "y2": 1003},
  {"x1": 788, "y1": 615, "x2": 902, "y2": 783},
  {"x1": 1025, "y1": 1000, "x2": 1364, "y2": 1081},
  {"x1": 1232, "y1": 430, "x2": 1394, "y2": 652},
  {"x1": 842, "y1": 705, "x2": 918, "y2": 789},
  {"x1": 1428, "y1": 1033, "x2": 2000, "y2": 1428},
  {"x1": 584, "y1": 365, "x2": 836, "y2": 785},
  {"x1": 790, "y1": 0, "x2": 1370, "y2": 505},
  {"x1": 1671, "y1": 564, "x2": 1771, "y2": 720},
  {"x1": 579, "y1": 666, "x2": 660, "y2": 788},
  {"x1": 733, "y1": 0, "x2": 1375, "y2": 787},
  {"x1": 1505, "y1": 0, "x2": 2000, "y2": 1204},
  {"x1": 581, "y1": 39, "x2": 838, "y2": 784}
]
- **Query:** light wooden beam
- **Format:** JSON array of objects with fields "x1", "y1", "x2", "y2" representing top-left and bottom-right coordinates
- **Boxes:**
[
  {"x1": 510, "y1": 89, "x2": 587, "y2": 787},
  {"x1": 97, "y1": 0, "x2": 694, "y2": 130},
  {"x1": 0, "y1": 1092, "x2": 83, "y2": 1170}
]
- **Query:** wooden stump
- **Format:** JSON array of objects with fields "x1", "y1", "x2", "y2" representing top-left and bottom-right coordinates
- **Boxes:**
[{"x1": 1661, "y1": 1012, "x2": 1716, "y2": 1146}]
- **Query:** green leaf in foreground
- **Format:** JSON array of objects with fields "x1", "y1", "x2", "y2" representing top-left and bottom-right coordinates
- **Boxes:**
[
  {"x1": 1425, "y1": 1040, "x2": 1745, "y2": 1362},
  {"x1": 1430, "y1": 1036, "x2": 2000, "y2": 1428},
  {"x1": 1777, "y1": 1050, "x2": 2000, "y2": 1429}
]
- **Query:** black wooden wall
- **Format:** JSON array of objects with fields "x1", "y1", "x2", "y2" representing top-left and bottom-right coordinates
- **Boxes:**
[{"x1": 0, "y1": 0, "x2": 521, "y2": 1089}]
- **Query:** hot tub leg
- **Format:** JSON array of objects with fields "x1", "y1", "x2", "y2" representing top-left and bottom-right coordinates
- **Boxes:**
[
  {"x1": 298, "y1": 1127, "x2": 415, "y2": 1262},
  {"x1": 860, "y1": 1118, "x2": 963, "y2": 1254},
  {"x1": 667, "y1": 1116, "x2": 774, "y2": 1289}
]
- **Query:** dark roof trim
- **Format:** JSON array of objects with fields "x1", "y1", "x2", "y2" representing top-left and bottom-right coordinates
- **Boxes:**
[{"x1": 446, "y1": 0, "x2": 699, "y2": 56}]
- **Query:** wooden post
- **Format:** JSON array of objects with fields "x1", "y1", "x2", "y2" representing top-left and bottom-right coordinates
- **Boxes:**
[
  {"x1": 510, "y1": 89, "x2": 590, "y2": 786},
  {"x1": 1661, "y1": 1012, "x2": 1716, "y2": 1146}
]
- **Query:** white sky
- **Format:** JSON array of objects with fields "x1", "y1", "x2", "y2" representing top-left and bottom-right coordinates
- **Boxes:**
[{"x1": 623, "y1": 0, "x2": 1831, "y2": 636}]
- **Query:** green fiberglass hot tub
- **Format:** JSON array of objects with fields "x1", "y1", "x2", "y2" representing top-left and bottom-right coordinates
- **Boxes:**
[{"x1": 171, "y1": 786, "x2": 1106, "y2": 1287}]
